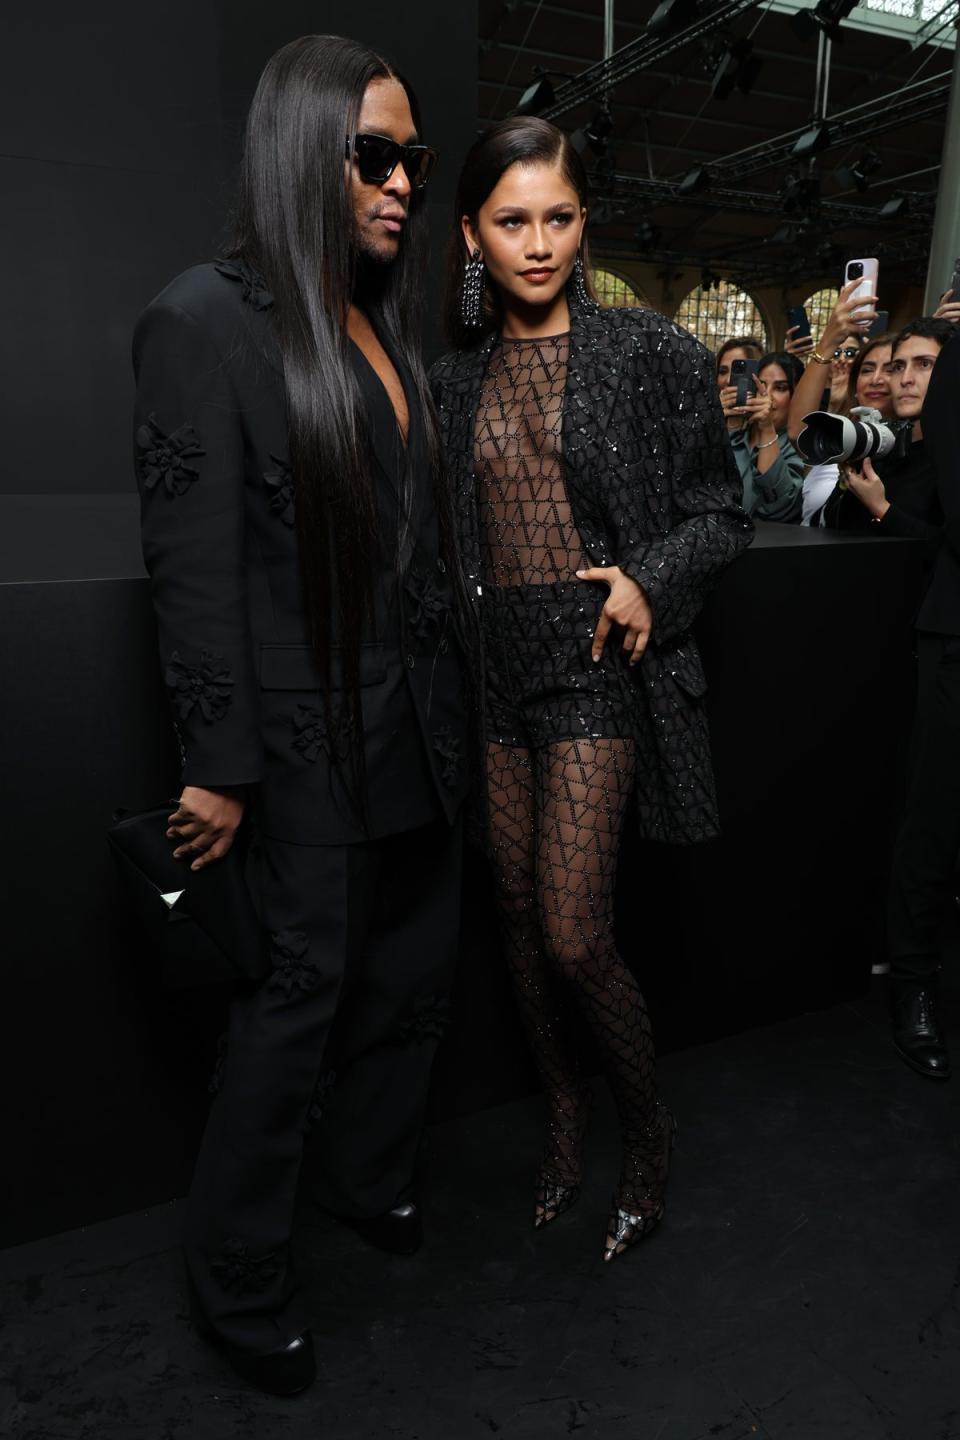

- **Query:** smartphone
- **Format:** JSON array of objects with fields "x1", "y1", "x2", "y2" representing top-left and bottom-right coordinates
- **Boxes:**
[
  {"x1": 948, "y1": 258, "x2": 960, "y2": 301},
  {"x1": 867, "y1": 309, "x2": 889, "y2": 339},
  {"x1": 731, "y1": 357, "x2": 759, "y2": 407},
  {"x1": 786, "y1": 304, "x2": 811, "y2": 340},
  {"x1": 844, "y1": 257, "x2": 879, "y2": 313}
]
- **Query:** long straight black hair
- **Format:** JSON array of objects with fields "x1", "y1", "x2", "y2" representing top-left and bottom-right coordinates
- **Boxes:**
[
  {"x1": 225, "y1": 34, "x2": 460, "y2": 811},
  {"x1": 443, "y1": 116, "x2": 597, "y2": 350}
]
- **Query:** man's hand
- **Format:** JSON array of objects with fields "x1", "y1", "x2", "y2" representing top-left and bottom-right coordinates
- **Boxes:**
[
  {"x1": 575, "y1": 565, "x2": 653, "y2": 666},
  {"x1": 167, "y1": 785, "x2": 246, "y2": 872},
  {"x1": 844, "y1": 457, "x2": 890, "y2": 521}
]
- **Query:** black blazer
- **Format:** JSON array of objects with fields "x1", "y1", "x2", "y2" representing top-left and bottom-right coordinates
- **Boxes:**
[
  {"x1": 133, "y1": 260, "x2": 467, "y2": 845},
  {"x1": 429, "y1": 296, "x2": 753, "y2": 844},
  {"x1": 917, "y1": 331, "x2": 960, "y2": 634}
]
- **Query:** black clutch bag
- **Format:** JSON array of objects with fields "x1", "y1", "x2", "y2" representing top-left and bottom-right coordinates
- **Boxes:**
[{"x1": 107, "y1": 802, "x2": 268, "y2": 989}]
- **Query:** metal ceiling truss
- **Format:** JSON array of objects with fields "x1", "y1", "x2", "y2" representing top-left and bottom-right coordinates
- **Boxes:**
[
  {"x1": 596, "y1": 207, "x2": 934, "y2": 285},
  {"x1": 596, "y1": 172, "x2": 936, "y2": 229},
  {"x1": 540, "y1": 0, "x2": 760, "y2": 120},
  {"x1": 595, "y1": 172, "x2": 915, "y2": 226},
  {"x1": 669, "y1": 72, "x2": 951, "y2": 184}
]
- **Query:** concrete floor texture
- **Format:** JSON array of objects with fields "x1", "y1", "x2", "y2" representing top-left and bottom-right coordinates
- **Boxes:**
[{"x1": 2, "y1": 980, "x2": 959, "y2": 1440}]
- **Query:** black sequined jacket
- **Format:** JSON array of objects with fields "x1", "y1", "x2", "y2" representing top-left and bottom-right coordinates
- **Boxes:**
[
  {"x1": 429, "y1": 296, "x2": 753, "y2": 844},
  {"x1": 133, "y1": 260, "x2": 467, "y2": 845}
]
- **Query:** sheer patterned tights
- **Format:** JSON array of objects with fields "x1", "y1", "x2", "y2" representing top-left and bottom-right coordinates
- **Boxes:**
[{"x1": 486, "y1": 737, "x2": 663, "y2": 1220}]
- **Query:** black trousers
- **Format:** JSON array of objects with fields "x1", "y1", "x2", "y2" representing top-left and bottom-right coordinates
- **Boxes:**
[
  {"x1": 888, "y1": 633, "x2": 960, "y2": 987},
  {"x1": 183, "y1": 812, "x2": 462, "y2": 1350}
]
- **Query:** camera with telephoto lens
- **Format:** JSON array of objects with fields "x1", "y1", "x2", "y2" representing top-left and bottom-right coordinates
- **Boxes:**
[{"x1": 796, "y1": 405, "x2": 902, "y2": 466}]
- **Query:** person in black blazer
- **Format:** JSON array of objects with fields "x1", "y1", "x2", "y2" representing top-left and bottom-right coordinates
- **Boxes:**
[
  {"x1": 133, "y1": 36, "x2": 467, "y2": 1394},
  {"x1": 430, "y1": 118, "x2": 752, "y2": 1263},
  {"x1": 887, "y1": 324, "x2": 960, "y2": 1080}
]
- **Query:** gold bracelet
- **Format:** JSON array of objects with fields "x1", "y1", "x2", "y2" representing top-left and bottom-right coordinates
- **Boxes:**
[{"x1": 809, "y1": 349, "x2": 832, "y2": 365}]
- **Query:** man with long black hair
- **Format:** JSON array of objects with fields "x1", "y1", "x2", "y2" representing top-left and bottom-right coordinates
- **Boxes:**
[{"x1": 133, "y1": 35, "x2": 468, "y2": 1394}]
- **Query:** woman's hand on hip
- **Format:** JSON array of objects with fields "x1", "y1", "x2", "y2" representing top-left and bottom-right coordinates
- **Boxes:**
[
  {"x1": 575, "y1": 565, "x2": 653, "y2": 666},
  {"x1": 167, "y1": 785, "x2": 246, "y2": 872}
]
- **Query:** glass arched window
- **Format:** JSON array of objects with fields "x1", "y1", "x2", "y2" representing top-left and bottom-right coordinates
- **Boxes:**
[
  {"x1": 803, "y1": 287, "x2": 840, "y2": 340},
  {"x1": 592, "y1": 267, "x2": 650, "y2": 309},
  {"x1": 675, "y1": 280, "x2": 768, "y2": 354}
]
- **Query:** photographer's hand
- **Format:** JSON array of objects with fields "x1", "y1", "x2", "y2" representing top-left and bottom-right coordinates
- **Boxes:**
[
  {"x1": 844, "y1": 457, "x2": 889, "y2": 520},
  {"x1": 934, "y1": 288, "x2": 960, "y2": 325},
  {"x1": 167, "y1": 785, "x2": 246, "y2": 872},
  {"x1": 575, "y1": 565, "x2": 653, "y2": 666}
]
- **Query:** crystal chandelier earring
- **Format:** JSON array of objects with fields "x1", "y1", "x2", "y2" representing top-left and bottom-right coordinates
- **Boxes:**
[
  {"x1": 462, "y1": 247, "x2": 486, "y2": 328},
  {"x1": 572, "y1": 249, "x2": 595, "y2": 308}
]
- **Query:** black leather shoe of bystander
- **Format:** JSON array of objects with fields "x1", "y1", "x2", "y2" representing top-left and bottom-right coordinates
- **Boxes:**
[
  {"x1": 194, "y1": 1319, "x2": 316, "y2": 1396},
  {"x1": 346, "y1": 1198, "x2": 423, "y2": 1255},
  {"x1": 892, "y1": 987, "x2": 951, "y2": 1081}
]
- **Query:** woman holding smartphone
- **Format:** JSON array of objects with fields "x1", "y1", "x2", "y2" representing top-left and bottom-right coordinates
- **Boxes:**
[
  {"x1": 786, "y1": 279, "x2": 886, "y2": 526},
  {"x1": 727, "y1": 351, "x2": 805, "y2": 522},
  {"x1": 430, "y1": 117, "x2": 751, "y2": 1261}
]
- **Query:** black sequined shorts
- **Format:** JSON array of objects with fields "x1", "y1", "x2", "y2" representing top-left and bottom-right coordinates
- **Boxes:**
[{"x1": 481, "y1": 580, "x2": 637, "y2": 748}]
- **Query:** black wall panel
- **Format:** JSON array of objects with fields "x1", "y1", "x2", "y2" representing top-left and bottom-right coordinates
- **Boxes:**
[
  {"x1": 0, "y1": 0, "x2": 478, "y2": 495},
  {"x1": 0, "y1": 517, "x2": 926, "y2": 1246}
]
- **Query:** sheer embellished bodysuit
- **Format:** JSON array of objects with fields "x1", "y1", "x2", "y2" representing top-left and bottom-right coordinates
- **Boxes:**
[{"x1": 474, "y1": 333, "x2": 670, "y2": 1256}]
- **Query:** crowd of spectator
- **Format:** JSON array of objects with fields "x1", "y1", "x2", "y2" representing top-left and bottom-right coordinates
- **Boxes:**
[
  {"x1": 711, "y1": 282, "x2": 960, "y2": 1081},
  {"x1": 711, "y1": 280, "x2": 960, "y2": 543}
]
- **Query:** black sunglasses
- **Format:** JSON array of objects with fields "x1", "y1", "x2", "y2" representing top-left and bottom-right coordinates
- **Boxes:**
[
  {"x1": 348, "y1": 133, "x2": 438, "y2": 191},
  {"x1": 833, "y1": 346, "x2": 860, "y2": 360}
]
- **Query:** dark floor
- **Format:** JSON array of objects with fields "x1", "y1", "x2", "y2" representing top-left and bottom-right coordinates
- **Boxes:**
[{"x1": 4, "y1": 979, "x2": 960, "y2": 1440}]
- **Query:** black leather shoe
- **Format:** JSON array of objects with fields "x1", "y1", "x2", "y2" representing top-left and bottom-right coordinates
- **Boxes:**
[
  {"x1": 196, "y1": 1320, "x2": 317, "y2": 1396},
  {"x1": 187, "y1": 1277, "x2": 316, "y2": 1396},
  {"x1": 347, "y1": 1199, "x2": 423, "y2": 1256},
  {"x1": 892, "y1": 987, "x2": 951, "y2": 1081}
]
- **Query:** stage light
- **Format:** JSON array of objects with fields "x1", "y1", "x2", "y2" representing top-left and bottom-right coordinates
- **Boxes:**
[
  {"x1": 515, "y1": 74, "x2": 555, "y2": 116},
  {"x1": 772, "y1": 221, "x2": 797, "y2": 245},
  {"x1": 584, "y1": 108, "x2": 614, "y2": 153},
  {"x1": 709, "y1": 37, "x2": 763, "y2": 102},
  {"x1": 736, "y1": 50, "x2": 764, "y2": 96},
  {"x1": 635, "y1": 221, "x2": 662, "y2": 249},
  {"x1": 878, "y1": 194, "x2": 910, "y2": 220},
  {"x1": 572, "y1": 108, "x2": 613, "y2": 164},
  {"x1": 592, "y1": 150, "x2": 617, "y2": 185},
  {"x1": 678, "y1": 164, "x2": 711, "y2": 196},
  {"x1": 648, "y1": 0, "x2": 698, "y2": 38},
  {"x1": 791, "y1": 0, "x2": 857, "y2": 43},
  {"x1": 781, "y1": 172, "x2": 820, "y2": 215},
  {"x1": 792, "y1": 121, "x2": 833, "y2": 159},
  {"x1": 834, "y1": 147, "x2": 881, "y2": 193}
]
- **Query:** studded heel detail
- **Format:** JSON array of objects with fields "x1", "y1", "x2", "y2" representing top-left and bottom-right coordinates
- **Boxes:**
[
  {"x1": 602, "y1": 1103, "x2": 677, "y2": 1263},
  {"x1": 533, "y1": 1086, "x2": 592, "y2": 1229}
]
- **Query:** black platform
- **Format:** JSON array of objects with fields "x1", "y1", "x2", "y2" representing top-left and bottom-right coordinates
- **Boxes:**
[
  {"x1": 0, "y1": 499, "x2": 926, "y2": 1245},
  {"x1": 2, "y1": 980, "x2": 958, "y2": 1440}
]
